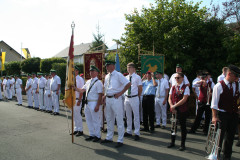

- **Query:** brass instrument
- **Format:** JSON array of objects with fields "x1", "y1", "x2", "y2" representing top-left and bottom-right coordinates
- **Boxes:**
[
  {"x1": 205, "y1": 122, "x2": 221, "y2": 160},
  {"x1": 171, "y1": 111, "x2": 177, "y2": 135}
]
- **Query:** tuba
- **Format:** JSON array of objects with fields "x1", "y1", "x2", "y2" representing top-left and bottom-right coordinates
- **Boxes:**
[{"x1": 205, "y1": 122, "x2": 221, "y2": 160}]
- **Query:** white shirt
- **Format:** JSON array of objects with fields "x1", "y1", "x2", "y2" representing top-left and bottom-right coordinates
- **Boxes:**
[
  {"x1": 104, "y1": 70, "x2": 130, "y2": 95},
  {"x1": 3, "y1": 79, "x2": 6, "y2": 85},
  {"x1": 124, "y1": 73, "x2": 142, "y2": 96},
  {"x1": 192, "y1": 77, "x2": 200, "y2": 97},
  {"x1": 11, "y1": 78, "x2": 15, "y2": 88},
  {"x1": 45, "y1": 79, "x2": 51, "y2": 90},
  {"x1": 75, "y1": 75, "x2": 84, "y2": 98},
  {"x1": 156, "y1": 78, "x2": 169, "y2": 98},
  {"x1": 83, "y1": 77, "x2": 103, "y2": 101},
  {"x1": 169, "y1": 73, "x2": 189, "y2": 86},
  {"x1": 193, "y1": 79, "x2": 215, "y2": 90},
  {"x1": 217, "y1": 73, "x2": 225, "y2": 83},
  {"x1": 211, "y1": 78, "x2": 240, "y2": 112},
  {"x1": 6, "y1": 79, "x2": 13, "y2": 89},
  {"x1": 32, "y1": 77, "x2": 38, "y2": 89},
  {"x1": 26, "y1": 78, "x2": 33, "y2": 91},
  {"x1": 15, "y1": 78, "x2": 22, "y2": 89},
  {"x1": 38, "y1": 76, "x2": 46, "y2": 89},
  {"x1": 169, "y1": 82, "x2": 190, "y2": 96},
  {"x1": 164, "y1": 74, "x2": 169, "y2": 81},
  {"x1": 50, "y1": 75, "x2": 61, "y2": 91}
]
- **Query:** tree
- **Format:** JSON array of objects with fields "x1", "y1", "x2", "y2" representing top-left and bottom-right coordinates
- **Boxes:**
[
  {"x1": 21, "y1": 57, "x2": 41, "y2": 74},
  {"x1": 5, "y1": 61, "x2": 21, "y2": 75},
  {"x1": 120, "y1": 0, "x2": 234, "y2": 81},
  {"x1": 40, "y1": 57, "x2": 66, "y2": 73},
  {"x1": 91, "y1": 23, "x2": 107, "y2": 51}
]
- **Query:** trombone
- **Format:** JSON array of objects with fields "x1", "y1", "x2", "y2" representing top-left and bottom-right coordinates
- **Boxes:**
[{"x1": 205, "y1": 121, "x2": 221, "y2": 160}]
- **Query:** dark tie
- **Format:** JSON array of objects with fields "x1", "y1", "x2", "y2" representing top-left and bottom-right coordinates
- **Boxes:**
[{"x1": 128, "y1": 76, "x2": 132, "y2": 95}]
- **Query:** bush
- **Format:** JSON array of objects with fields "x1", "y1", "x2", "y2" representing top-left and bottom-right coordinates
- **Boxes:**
[
  {"x1": 40, "y1": 58, "x2": 66, "y2": 73},
  {"x1": 21, "y1": 57, "x2": 41, "y2": 74},
  {"x1": 5, "y1": 61, "x2": 21, "y2": 75}
]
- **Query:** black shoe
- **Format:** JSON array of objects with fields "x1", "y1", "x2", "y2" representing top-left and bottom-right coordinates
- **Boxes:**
[
  {"x1": 178, "y1": 146, "x2": 186, "y2": 151},
  {"x1": 70, "y1": 131, "x2": 78, "y2": 135},
  {"x1": 236, "y1": 140, "x2": 240, "y2": 147},
  {"x1": 49, "y1": 111, "x2": 53, "y2": 113},
  {"x1": 140, "y1": 128, "x2": 149, "y2": 132},
  {"x1": 100, "y1": 139, "x2": 113, "y2": 144},
  {"x1": 155, "y1": 125, "x2": 161, "y2": 128},
  {"x1": 50, "y1": 112, "x2": 55, "y2": 115},
  {"x1": 93, "y1": 137, "x2": 101, "y2": 142},
  {"x1": 188, "y1": 130, "x2": 195, "y2": 134},
  {"x1": 85, "y1": 136, "x2": 95, "y2": 141},
  {"x1": 134, "y1": 135, "x2": 140, "y2": 141},
  {"x1": 161, "y1": 126, "x2": 166, "y2": 129},
  {"x1": 76, "y1": 131, "x2": 83, "y2": 136},
  {"x1": 124, "y1": 132, "x2": 132, "y2": 137},
  {"x1": 115, "y1": 142, "x2": 123, "y2": 148},
  {"x1": 167, "y1": 143, "x2": 175, "y2": 148},
  {"x1": 55, "y1": 112, "x2": 59, "y2": 115}
]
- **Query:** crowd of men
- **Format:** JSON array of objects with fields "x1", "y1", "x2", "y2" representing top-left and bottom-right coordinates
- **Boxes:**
[{"x1": 1, "y1": 62, "x2": 240, "y2": 160}]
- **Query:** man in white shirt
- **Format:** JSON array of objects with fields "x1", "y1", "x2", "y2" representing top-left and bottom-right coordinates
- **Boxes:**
[
  {"x1": 0, "y1": 77, "x2": 2, "y2": 101},
  {"x1": 101, "y1": 60, "x2": 131, "y2": 148},
  {"x1": 44, "y1": 74, "x2": 52, "y2": 113},
  {"x1": 155, "y1": 70, "x2": 169, "y2": 129},
  {"x1": 2, "y1": 76, "x2": 7, "y2": 99},
  {"x1": 217, "y1": 67, "x2": 228, "y2": 82},
  {"x1": 192, "y1": 71, "x2": 201, "y2": 115},
  {"x1": 6, "y1": 76, "x2": 13, "y2": 100},
  {"x1": 37, "y1": 73, "x2": 46, "y2": 111},
  {"x1": 169, "y1": 64, "x2": 190, "y2": 88},
  {"x1": 10, "y1": 75, "x2": 15, "y2": 98},
  {"x1": 15, "y1": 75, "x2": 23, "y2": 106},
  {"x1": 25, "y1": 74, "x2": 33, "y2": 108},
  {"x1": 78, "y1": 65, "x2": 103, "y2": 142},
  {"x1": 50, "y1": 69, "x2": 61, "y2": 115},
  {"x1": 124, "y1": 62, "x2": 142, "y2": 141},
  {"x1": 32, "y1": 73, "x2": 39, "y2": 109}
]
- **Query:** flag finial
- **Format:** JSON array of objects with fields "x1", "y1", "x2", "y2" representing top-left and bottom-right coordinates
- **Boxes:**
[{"x1": 71, "y1": 21, "x2": 75, "y2": 29}]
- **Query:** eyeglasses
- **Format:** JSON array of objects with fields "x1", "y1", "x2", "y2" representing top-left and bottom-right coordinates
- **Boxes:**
[{"x1": 175, "y1": 77, "x2": 181, "y2": 79}]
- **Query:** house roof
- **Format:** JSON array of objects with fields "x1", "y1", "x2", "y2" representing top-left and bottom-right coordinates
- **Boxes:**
[
  {"x1": 53, "y1": 43, "x2": 92, "y2": 58},
  {"x1": 0, "y1": 40, "x2": 25, "y2": 59}
]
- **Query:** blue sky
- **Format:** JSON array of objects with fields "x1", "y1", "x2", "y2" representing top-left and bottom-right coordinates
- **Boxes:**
[{"x1": 0, "y1": 0, "x2": 224, "y2": 59}]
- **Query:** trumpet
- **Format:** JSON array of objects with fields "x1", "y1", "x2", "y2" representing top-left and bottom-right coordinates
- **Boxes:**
[
  {"x1": 205, "y1": 122, "x2": 221, "y2": 160},
  {"x1": 171, "y1": 111, "x2": 177, "y2": 135}
]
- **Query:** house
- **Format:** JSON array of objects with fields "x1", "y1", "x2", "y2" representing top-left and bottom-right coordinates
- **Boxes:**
[
  {"x1": 0, "y1": 40, "x2": 24, "y2": 63},
  {"x1": 53, "y1": 43, "x2": 92, "y2": 64}
]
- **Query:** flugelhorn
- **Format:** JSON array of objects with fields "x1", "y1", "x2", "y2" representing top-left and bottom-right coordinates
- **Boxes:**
[{"x1": 205, "y1": 122, "x2": 221, "y2": 160}]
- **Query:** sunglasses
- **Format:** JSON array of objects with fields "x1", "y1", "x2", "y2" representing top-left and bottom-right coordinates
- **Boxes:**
[{"x1": 175, "y1": 77, "x2": 181, "y2": 79}]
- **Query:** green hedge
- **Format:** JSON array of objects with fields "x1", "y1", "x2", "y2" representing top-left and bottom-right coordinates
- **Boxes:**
[
  {"x1": 40, "y1": 58, "x2": 66, "y2": 73},
  {"x1": 21, "y1": 57, "x2": 41, "y2": 74},
  {"x1": 5, "y1": 61, "x2": 21, "y2": 75}
]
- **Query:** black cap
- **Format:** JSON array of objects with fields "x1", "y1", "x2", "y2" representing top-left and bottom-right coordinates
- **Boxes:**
[{"x1": 228, "y1": 64, "x2": 240, "y2": 77}]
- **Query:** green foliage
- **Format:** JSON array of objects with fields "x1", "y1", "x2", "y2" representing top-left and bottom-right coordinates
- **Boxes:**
[
  {"x1": 52, "y1": 63, "x2": 66, "y2": 94},
  {"x1": 91, "y1": 23, "x2": 108, "y2": 51},
  {"x1": 21, "y1": 57, "x2": 41, "y2": 74},
  {"x1": 5, "y1": 61, "x2": 21, "y2": 75},
  {"x1": 40, "y1": 58, "x2": 66, "y2": 73},
  {"x1": 120, "y1": 0, "x2": 236, "y2": 81},
  {"x1": 105, "y1": 52, "x2": 127, "y2": 73}
]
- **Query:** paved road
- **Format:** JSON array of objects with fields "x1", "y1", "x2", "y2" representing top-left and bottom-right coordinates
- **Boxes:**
[{"x1": 0, "y1": 97, "x2": 239, "y2": 160}]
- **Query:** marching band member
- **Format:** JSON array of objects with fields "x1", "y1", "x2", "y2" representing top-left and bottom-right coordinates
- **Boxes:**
[
  {"x1": 189, "y1": 73, "x2": 214, "y2": 135},
  {"x1": 154, "y1": 70, "x2": 169, "y2": 129},
  {"x1": 101, "y1": 60, "x2": 131, "y2": 148},
  {"x1": 44, "y1": 74, "x2": 52, "y2": 113},
  {"x1": 6, "y1": 76, "x2": 13, "y2": 100},
  {"x1": 211, "y1": 65, "x2": 240, "y2": 159},
  {"x1": 15, "y1": 75, "x2": 23, "y2": 106},
  {"x1": 217, "y1": 67, "x2": 228, "y2": 82},
  {"x1": 37, "y1": 73, "x2": 46, "y2": 111},
  {"x1": 10, "y1": 75, "x2": 15, "y2": 98},
  {"x1": 2, "y1": 76, "x2": 7, "y2": 99},
  {"x1": 168, "y1": 72, "x2": 190, "y2": 151},
  {"x1": 169, "y1": 64, "x2": 190, "y2": 88},
  {"x1": 124, "y1": 62, "x2": 142, "y2": 140},
  {"x1": 25, "y1": 74, "x2": 33, "y2": 108},
  {"x1": 192, "y1": 71, "x2": 201, "y2": 115}
]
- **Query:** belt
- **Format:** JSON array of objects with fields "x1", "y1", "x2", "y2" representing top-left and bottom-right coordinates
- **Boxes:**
[
  {"x1": 106, "y1": 95, "x2": 114, "y2": 98},
  {"x1": 143, "y1": 95, "x2": 155, "y2": 97},
  {"x1": 125, "y1": 95, "x2": 138, "y2": 98},
  {"x1": 86, "y1": 100, "x2": 97, "y2": 102}
]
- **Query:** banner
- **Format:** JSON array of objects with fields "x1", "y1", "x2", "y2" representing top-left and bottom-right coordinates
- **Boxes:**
[
  {"x1": 141, "y1": 55, "x2": 164, "y2": 74},
  {"x1": 84, "y1": 53, "x2": 103, "y2": 80},
  {"x1": 22, "y1": 48, "x2": 31, "y2": 59},
  {"x1": 64, "y1": 33, "x2": 76, "y2": 109},
  {"x1": 0, "y1": 52, "x2": 6, "y2": 70}
]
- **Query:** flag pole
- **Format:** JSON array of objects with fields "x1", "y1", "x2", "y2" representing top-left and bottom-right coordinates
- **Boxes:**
[{"x1": 71, "y1": 22, "x2": 75, "y2": 143}]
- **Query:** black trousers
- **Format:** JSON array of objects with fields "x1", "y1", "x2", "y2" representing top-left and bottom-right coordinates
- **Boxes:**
[
  {"x1": 190, "y1": 102, "x2": 211, "y2": 133},
  {"x1": 218, "y1": 112, "x2": 238, "y2": 158},
  {"x1": 142, "y1": 95, "x2": 155, "y2": 130}
]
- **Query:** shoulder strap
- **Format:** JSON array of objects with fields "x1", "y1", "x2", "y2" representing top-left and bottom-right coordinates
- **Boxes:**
[{"x1": 86, "y1": 79, "x2": 99, "y2": 99}]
